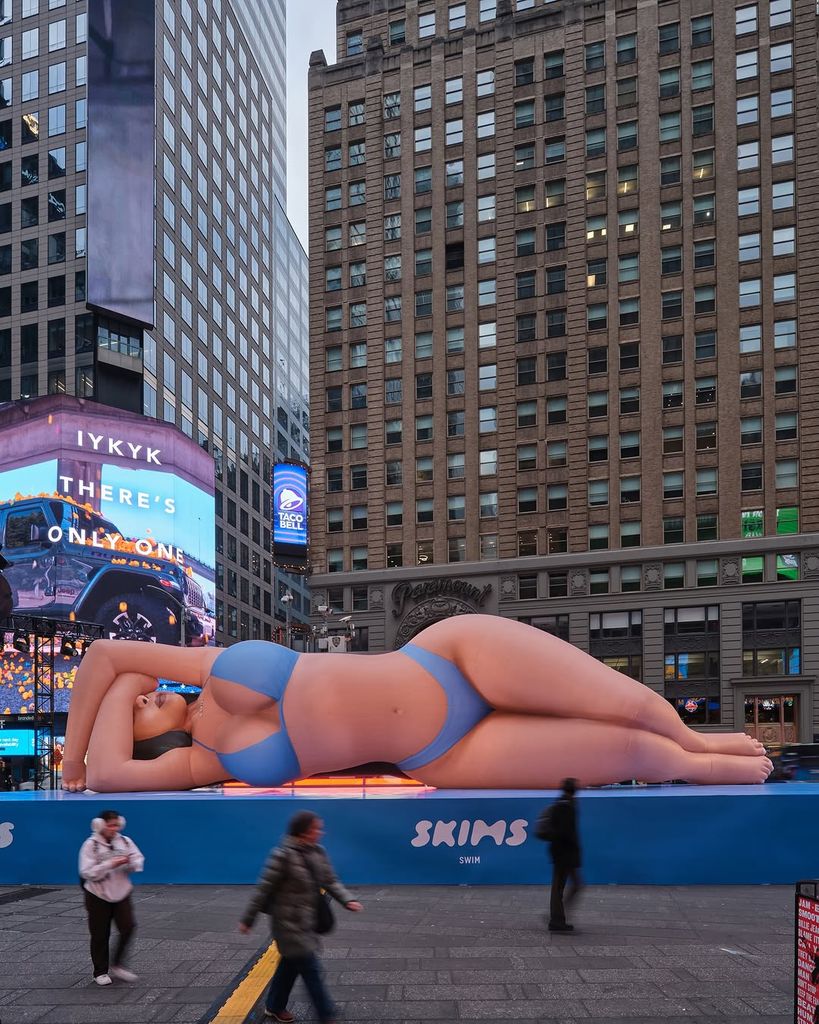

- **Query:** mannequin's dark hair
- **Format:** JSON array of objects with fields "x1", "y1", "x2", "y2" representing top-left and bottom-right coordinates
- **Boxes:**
[
  {"x1": 132, "y1": 692, "x2": 198, "y2": 761},
  {"x1": 133, "y1": 729, "x2": 192, "y2": 761}
]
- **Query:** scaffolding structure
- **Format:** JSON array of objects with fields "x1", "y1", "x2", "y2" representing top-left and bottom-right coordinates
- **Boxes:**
[{"x1": 1, "y1": 614, "x2": 104, "y2": 789}]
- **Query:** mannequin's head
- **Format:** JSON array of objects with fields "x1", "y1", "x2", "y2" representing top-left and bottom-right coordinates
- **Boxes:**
[{"x1": 132, "y1": 691, "x2": 195, "y2": 760}]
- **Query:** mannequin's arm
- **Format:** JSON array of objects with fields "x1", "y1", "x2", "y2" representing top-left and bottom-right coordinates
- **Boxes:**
[
  {"x1": 83, "y1": 673, "x2": 223, "y2": 792},
  {"x1": 63, "y1": 641, "x2": 220, "y2": 790}
]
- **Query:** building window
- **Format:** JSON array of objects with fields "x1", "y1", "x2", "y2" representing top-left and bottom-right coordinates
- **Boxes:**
[
  {"x1": 445, "y1": 119, "x2": 463, "y2": 146},
  {"x1": 771, "y1": 43, "x2": 792, "y2": 74},
  {"x1": 418, "y1": 12, "x2": 435, "y2": 38},
  {"x1": 737, "y1": 141, "x2": 760, "y2": 171},
  {"x1": 518, "y1": 487, "x2": 537, "y2": 515},
  {"x1": 617, "y1": 77, "x2": 637, "y2": 107},
  {"x1": 772, "y1": 134, "x2": 794, "y2": 165},
  {"x1": 346, "y1": 30, "x2": 363, "y2": 56},
  {"x1": 446, "y1": 77, "x2": 463, "y2": 104},
  {"x1": 449, "y1": 4, "x2": 467, "y2": 30},
  {"x1": 616, "y1": 33, "x2": 636, "y2": 64}
]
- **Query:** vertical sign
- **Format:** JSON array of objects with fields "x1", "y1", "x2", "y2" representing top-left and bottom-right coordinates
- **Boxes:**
[
  {"x1": 87, "y1": 0, "x2": 155, "y2": 327},
  {"x1": 796, "y1": 886, "x2": 819, "y2": 1022},
  {"x1": 272, "y1": 462, "x2": 309, "y2": 572}
]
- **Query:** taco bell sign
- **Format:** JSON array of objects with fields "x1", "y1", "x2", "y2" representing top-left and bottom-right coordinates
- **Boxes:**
[{"x1": 273, "y1": 462, "x2": 309, "y2": 554}]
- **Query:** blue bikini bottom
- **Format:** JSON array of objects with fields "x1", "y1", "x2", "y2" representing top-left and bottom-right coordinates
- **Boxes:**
[{"x1": 395, "y1": 644, "x2": 491, "y2": 771}]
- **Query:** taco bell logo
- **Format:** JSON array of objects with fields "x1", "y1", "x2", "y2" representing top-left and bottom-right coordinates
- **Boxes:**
[
  {"x1": 273, "y1": 464, "x2": 309, "y2": 546},
  {"x1": 278, "y1": 488, "x2": 304, "y2": 513}
]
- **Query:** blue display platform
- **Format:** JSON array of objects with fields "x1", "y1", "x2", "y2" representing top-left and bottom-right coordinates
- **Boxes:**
[{"x1": 0, "y1": 784, "x2": 816, "y2": 886}]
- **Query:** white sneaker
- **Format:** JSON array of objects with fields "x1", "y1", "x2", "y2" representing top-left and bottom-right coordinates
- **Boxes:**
[
  {"x1": 93, "y1": 974, "x2": 112, "y2": 986},
  {"x1": 109, "y1": 966, "x2": 138, "y2": 982}
]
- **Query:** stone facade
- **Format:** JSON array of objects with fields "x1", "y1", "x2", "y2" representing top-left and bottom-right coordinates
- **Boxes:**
[{"x1": 308, "y1": 0, "x2": 819, "y2": 741}]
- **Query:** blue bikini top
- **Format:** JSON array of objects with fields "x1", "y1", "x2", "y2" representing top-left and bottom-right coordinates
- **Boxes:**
[
  {"x1": 193, "y1": 641, "x2": 301, "y2": 787},
  {"x1": 194, "y1": 640, "x2": 491, "y2": 786}
]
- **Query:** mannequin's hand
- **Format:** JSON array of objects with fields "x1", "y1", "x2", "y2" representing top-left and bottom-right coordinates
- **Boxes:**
[
  {"x1": 62, "y1": 760, "x2": 86, "y2": 792},
  {"x1": 112, "y1": 672, "x2": 159, "y2": 696}
]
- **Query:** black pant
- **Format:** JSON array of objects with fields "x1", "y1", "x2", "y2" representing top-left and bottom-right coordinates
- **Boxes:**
[
  {"x1": 549, "y1": 863, "x2": 582, "y2": 926},
  {"x1": 266, "y1": 952, "x2": 335, "y2": 1021},
  {"x1": 84, "y1": 890, "x2": 136, "y2": 977}
]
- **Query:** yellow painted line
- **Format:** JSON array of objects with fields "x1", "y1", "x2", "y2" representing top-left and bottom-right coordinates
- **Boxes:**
[{"x1": 208, "y1": 939, "x2": 281, "y2": 1024}]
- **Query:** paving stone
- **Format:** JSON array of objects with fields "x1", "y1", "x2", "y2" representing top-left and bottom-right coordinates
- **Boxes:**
[
  {"x1": 336, "y1": 1000, "x2": 459, "y2": 1019},
  {"x1": 334, "y1": 969, "x2": 438, "y2": 985},
  {"x1": 578, "y1": 1000, "x2": 702, "y2": 1017},
  {"x1": 0, "y1": 883, "x2": 798, "y2": 1023},
  {"x1": 458, "y1": 999, "x2": 590, "y2": 1018}
]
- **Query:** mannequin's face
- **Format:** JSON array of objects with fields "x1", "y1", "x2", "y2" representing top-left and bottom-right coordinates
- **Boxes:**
[{"x1": 133, "y1": 691, "x2": 188, "y2": 741}]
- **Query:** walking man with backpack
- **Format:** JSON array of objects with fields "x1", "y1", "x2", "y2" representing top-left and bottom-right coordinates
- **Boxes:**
[{"x1": 536, "y1": 777, "x2": 583, "y2": 933}]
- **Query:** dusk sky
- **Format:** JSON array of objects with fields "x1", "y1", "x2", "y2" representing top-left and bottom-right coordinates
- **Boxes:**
[{"x1": 286, "y1": 0, "x2": 338, "y2": 249}]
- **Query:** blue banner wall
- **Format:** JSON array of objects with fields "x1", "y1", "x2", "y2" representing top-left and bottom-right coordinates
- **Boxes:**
[{"x1": 1, "y1": 785, "x2": 817, "y2": 886}]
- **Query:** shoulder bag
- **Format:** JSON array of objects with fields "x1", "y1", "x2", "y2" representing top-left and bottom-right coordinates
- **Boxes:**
[{"x1": 298, "y1": 849, "x2": 335, "y2": 935}]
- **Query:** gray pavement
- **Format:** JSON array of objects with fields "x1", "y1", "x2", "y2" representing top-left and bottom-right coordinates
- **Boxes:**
[{"x1": 0, "y1": 883, "x2": 795, "y2": 1023}]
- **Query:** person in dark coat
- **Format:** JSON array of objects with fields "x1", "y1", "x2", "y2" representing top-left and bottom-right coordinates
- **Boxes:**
[
  {"x1": 239, "y1": 811, "x2": 362, "y2": 1024},
  {"x1": 547, "y1": 777, "x2": 583, "y2": 933}
]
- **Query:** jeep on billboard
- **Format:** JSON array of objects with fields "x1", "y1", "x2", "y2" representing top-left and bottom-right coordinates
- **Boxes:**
[{"x1": 1, "y1": 496, "x2": 210, "y2": 644}]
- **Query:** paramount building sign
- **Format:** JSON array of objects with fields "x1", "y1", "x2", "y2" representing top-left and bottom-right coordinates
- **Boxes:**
[{"x1": 392, "y1": 578, "x2": 493, "y2": 617}]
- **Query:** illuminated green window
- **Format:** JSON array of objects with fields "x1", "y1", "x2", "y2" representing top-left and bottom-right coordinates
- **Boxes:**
[
  {"x1": 742, "y1": 556, "x2": 764, "y2": 583},
  {"x1": 741, "y1": 509, "x2": 763, "y2": 538},
  {"x1": 776, "y1": 506, "x2": 798, "y2": 535},
  {"x1": 776, "y1": 553, "x2": 799, "y2": 582}
]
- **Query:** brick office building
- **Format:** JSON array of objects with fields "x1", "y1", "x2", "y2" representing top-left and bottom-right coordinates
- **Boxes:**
[{"x1": 308, "y1": 0, "x2": 819, "y2": 744}]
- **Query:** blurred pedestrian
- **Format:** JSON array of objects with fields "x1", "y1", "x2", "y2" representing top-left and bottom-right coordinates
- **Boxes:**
[
  {"x1": 239, "y1": 811, "x2": 362, "y2": 1024},
  {"x1": 538, "y1": 777, "x2": 583, "y2": 933},
  {"x1": 79, "y1": 810, "x2": 144, "y2": 985}
]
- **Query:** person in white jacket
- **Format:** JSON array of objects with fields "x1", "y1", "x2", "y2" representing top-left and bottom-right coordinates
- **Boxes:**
[{"x1": 78, "y1": 810, "x2": 144, "y2": 986}]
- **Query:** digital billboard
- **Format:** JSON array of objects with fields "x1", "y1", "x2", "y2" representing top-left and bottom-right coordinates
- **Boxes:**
[
  {"x1": 0, "y1": 729, "x2": 35, "y2": 757},
  {"x1": 0, "y1": 395, "x2": 215, "y2": 714},
  {"x1": 87, "y1": 0, "x2": 155, "y2": 327},
  {"x1": 272, "y1": 461, "x2": 309, "y2": 573}
]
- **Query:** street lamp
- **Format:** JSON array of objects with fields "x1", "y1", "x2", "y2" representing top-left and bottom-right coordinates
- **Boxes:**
[
  {"x1": 281, "y1": 589, "x2": 293, "y2": 648},
  {"x1": 145, "y1": 585, "x2": 186, "y2": 646}
]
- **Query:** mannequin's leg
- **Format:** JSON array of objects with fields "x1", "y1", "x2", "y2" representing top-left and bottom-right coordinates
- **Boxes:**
[
  {"x1": 417, "y1": 616, "x2": 763, "y2": 757},
  {"x1": 411, "y1": 713, "x2": 773, "y2": 790}
]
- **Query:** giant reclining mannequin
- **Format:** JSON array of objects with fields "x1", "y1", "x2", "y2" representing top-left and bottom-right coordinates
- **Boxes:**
[{"x1": 62, "y1": 614, "x2": 772, "y2": 793}]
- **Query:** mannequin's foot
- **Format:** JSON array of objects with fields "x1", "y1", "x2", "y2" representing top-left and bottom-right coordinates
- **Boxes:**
[
  {"x1": 702, "y1": 733, "x2": 765, "y2": 757},
  {"x1": 685, "y1": 752, "x2": 773, "y2": 785}
]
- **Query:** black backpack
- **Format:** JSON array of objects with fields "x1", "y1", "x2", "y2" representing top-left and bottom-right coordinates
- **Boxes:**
[{"x1": 534, "y1": 806, "x2": 556, "y2": 842}]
